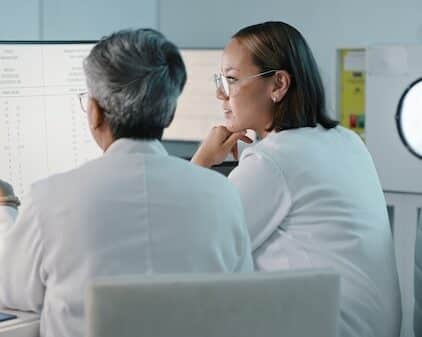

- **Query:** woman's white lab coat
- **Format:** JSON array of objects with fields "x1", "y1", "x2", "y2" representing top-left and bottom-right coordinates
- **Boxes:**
[
  {"x1": 0, "y1": 139, "x2": 253, "y2": 337},
  {"x1": 229, "y1": 125, "x2": 401, "y2": 337}
]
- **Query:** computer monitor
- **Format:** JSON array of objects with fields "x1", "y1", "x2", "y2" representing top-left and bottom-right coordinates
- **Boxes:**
[
  {"x1": 0, "y1": 43, "x2": 225, "y2": 197},
  {"x1": 163, "y1": 49, "x2": 224, "y2": 141},
  {"x1": 162, "y1": 48, "x2": 224, "y2": 159},
  {"x1": 0, "y1": 41, "x2": 99, "y2": 197}
]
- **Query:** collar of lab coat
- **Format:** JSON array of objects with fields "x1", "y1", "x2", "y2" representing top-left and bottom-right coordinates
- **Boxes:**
[{"x1": 104, "y1": 138, "x2": 168, "y2": 157}]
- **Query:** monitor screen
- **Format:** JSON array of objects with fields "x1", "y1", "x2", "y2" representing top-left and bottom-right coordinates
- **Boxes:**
[
  {"x1": 0, "y1": 43, "x2": 224, "y2": 197},
  {"x1": 163, "y1": 49, "x2": 224, "y2": 141},
  {"x1": 0, "y1": 42, "x2": 99, "y2": 197}
]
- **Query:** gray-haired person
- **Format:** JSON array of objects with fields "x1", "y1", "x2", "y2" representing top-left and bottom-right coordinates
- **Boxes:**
[{"x1": 0, "y1": 28, "x2": 253, "y2": 337}]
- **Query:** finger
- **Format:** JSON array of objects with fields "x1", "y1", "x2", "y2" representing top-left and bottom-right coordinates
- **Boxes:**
[
  {"x1": 0, "y1": 202, "x2": 19, "y2": 209},
  {"x1": 206, "y1": 126, "x2": 232, "y2": 146},
  {"x1": 212, "y1": 125, "x2": 231, "y2": 138},
  {"x1": 238, "y1": 135, "x2": 254, "y2": 144},
  {"x1": 223, "y1": 131, "x2": 246, "y2": 152}
]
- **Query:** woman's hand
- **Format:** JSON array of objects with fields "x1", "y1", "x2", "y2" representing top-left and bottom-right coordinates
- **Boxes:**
[
  {"x1": 191, "y1": 126, "x2": 253, "y2": 168},
  {"x1": 0, "y1": 179, "x2": 20, "y2": 209}
]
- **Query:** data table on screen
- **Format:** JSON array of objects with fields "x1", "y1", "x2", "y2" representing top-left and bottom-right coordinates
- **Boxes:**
[
  {"x1": 0, "y1": 43, "x2": 100, "y2": 197},
  {"x1": 0, "y1": 45, "x2": 224, "y2": 197},
  {"x1": 163, "y1": 49, "x2": 224, "y2": 141}
]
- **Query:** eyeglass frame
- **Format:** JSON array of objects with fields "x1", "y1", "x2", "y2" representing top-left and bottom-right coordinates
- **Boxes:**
[
  {"x1": 78, "y1": 92, "x2": 89, "y2": 112},
  {"x1": 213, "y1": 69, "x2": 281, "y2": 97}
]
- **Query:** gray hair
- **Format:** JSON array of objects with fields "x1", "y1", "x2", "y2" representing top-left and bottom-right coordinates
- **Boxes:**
[{"x1": 83, "y1": 28, "x2": 186, "y2": 139}]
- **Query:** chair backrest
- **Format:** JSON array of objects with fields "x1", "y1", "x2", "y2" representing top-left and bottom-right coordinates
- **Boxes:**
[
  {"x1": 86, "y1": 269, "x2": 340, "y2": 337},
  {"x1": 415, "y1": 217, "x2": 422, "y2": 337}
]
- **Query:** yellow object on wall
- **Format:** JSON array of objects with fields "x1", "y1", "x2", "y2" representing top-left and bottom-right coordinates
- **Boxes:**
[{"x1": 339, "y1": 49, "x2": 366, "y2": 139}]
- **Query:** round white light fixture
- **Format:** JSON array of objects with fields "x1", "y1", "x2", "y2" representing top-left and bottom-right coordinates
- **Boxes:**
[{"x1": 396, "y1": 78, "x2": 422, "y2": 159}]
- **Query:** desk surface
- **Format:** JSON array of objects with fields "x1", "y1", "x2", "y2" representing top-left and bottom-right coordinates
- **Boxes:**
[{"x1": 0, "y1": 309, "x2": 39, "y2": 337}]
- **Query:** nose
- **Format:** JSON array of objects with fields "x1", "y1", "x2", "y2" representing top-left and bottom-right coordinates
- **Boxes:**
[{"x1": 216, "y1": 87, "x2": 228, "y2": 101}]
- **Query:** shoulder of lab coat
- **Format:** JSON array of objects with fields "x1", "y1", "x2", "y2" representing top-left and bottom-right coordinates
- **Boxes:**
[
  {"x1": 228, "y1": 141, "x2": 292, "y2": 250},
  {"x1": 0, "y1": 190, "x2": 45, "y2": 312}
]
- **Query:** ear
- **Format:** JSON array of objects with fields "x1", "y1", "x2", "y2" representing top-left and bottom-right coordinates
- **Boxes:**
[
  {"x1": 88, "y1": 97, "x2": 106, "y2": 130},
  {"x1": 270, "y1": 70, "x2": 291, "y2": 103}
]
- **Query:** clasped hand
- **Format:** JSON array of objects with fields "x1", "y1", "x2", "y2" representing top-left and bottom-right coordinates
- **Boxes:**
[{"x1": 192, "y1": 126, "x2": 253, "y2": 168}]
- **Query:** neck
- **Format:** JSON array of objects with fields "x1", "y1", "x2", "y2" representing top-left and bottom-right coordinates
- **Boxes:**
[
  {"x1": 95, "y1": 129, "x2": 115, "y2": 152},
  {"x1": 255, "y1": 126, "x2": 270, "y2": 139},
  {"x1": 101, "y1": 138, "x2": 115, "y2": 152},
  {"x1": 254, "y1": 117, "x2": 273, "y2": 139}
]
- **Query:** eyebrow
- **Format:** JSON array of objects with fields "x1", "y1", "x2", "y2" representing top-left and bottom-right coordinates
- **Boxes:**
[{"x1": 223, "y1": 66, "x2": 239, "y2": 72}]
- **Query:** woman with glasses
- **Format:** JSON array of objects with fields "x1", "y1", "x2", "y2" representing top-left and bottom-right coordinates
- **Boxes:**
[
  {"x1": 192, "y1": 21, "x2": 401, "y2": 337},
  {"x1": 0, "y1": 28, "x2": 253, "y2": 337}
]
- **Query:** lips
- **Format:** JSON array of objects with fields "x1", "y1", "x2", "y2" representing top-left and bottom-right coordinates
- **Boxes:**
[{"x1": 223, "y1": 107, "x2": 232, "y2": 117}]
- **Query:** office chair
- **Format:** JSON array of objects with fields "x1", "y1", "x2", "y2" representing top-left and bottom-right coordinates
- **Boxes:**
[{"x1": 86, "y1": 269, "x2": 340, "y2": 337}]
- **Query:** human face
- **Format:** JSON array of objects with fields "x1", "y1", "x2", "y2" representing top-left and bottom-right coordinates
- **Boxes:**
[{"x1": 217, "y1": 38, "x2": 275, "y2": 136}]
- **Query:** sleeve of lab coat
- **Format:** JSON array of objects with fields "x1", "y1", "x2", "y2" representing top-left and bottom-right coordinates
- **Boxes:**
[
  {"x1": 0, "y1": 191, "x2": 46, "y2": 313},
  {"x1": 228, "y1": 150, "x2": 292, "y2": 251}
]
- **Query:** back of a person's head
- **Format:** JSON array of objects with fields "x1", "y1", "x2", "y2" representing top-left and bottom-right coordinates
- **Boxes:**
[
  {"x1": 233, "y1": 21, "x2": 338, "y2": 131},
  {"x1": 83, "y1": 28, "x2": 187, "y2": 140}
]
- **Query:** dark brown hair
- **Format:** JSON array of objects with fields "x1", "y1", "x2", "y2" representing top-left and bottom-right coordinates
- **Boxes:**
[{"x1": 233, "y1": 21, "x2": 338, "y2": 131}]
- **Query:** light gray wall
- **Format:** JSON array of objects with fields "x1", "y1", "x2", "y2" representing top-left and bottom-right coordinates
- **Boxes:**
[
  {"x1": 0, "y1": 0, "x2": 40, "y2": 39},
  {"x1": 0, "y1": 0, "x2": 158, "y2": 40},
  {"x1": 2, "y1": 0, "x2": 421, "y2": 113},
  {"x1": 43, "y1": 0, "x2": 158, "y2": 39},
  {"x1": 160, "y1": 0, "x2": 422, "y2": 116}
]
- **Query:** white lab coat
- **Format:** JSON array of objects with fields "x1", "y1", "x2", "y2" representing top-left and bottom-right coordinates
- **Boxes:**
[
  {"x1": 229, "y1": 125, "x2": 401, "y2": 337},
  {"x1": 0, "y1": 138, "x2": 253, "y2": 337}
]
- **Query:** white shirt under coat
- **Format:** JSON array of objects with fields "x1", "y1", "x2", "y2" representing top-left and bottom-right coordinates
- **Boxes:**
[
  {"x1": 229, "y1": 125, "x2": 401, "y2": 337},
  {"x1": 0, "y1": 138, "x2": 253, "y2": 337}
]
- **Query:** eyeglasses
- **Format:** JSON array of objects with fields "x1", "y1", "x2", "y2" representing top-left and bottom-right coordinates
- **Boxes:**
[
  {"x1": 78, "y1": 92, "x2": 89, "y2": 112},
  {"x1": 214, "y1": 69, "x2": 281, "y2": 97}
]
